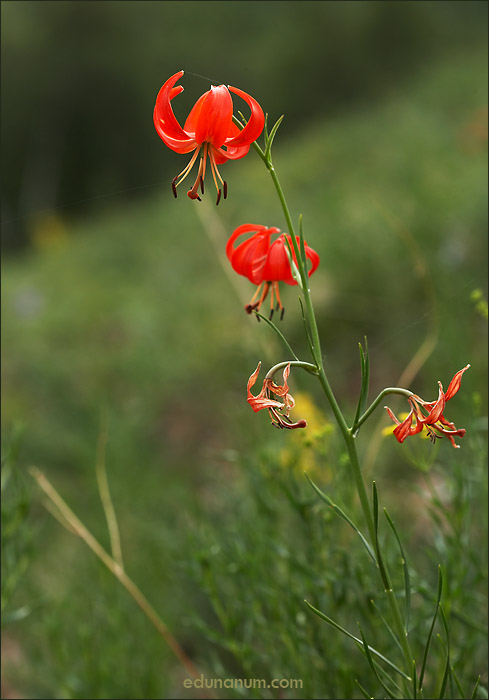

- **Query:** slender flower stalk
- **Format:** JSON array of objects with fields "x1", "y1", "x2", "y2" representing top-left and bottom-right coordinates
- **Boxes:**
[{"x1": 246, "y1": 118, "x2": 417, "y2": 679}]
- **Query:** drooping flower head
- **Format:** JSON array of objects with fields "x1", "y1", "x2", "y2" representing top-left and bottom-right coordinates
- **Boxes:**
[
  {"x1": 247, "y1": 362, "x2": 307, "y2": 430},
  {"x1": 385, "y1": 365, "x2": 470, "y2": 448},
  {"x1": 154, "y1": 70, "x2": 265, "y2": 204},
  {"x1": 226, "y1": 224, "x2": 320, "y2": 319}
]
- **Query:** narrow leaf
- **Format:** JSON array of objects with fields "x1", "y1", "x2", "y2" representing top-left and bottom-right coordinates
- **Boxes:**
[
  {"x1": 352, "y1": 338, "x2": 370, "y2": 432},
  {"x1": 264, "y1": 115, "x2": 284, "y2": 161},
  {"x1": 438, "y1": 605, "x2": 451, "y2": 699},
  {"x1": 355, "y1": 679, "x2": 374, "y2": 699},
  {"x1": 304, "y1": 600, "x2": 412, "y2": 681},
  {"x1": 372, "y1": 481, "x2": 379, "y2": 537},
  {"x1": 369, "y1": 598, "x2": 403, "y2": 654},
  {"x1": 358, "y1": 624, "x2": 403, "y2": 698},
  {"x1": 384, "y1": 507, "x2": 411, "y2": 632},
  {"x1": 470, "y1": 675, "x2": 481, "y2": 699},
  {"x1": 419, "y1": 565, "x2": 443, "y2": 693},
  {"x1": 254, "y1": 312, "x2": 300, "y2": 360},
  {"x1": 305, "y1": 474, "x2": 376, "y2": 563},
  {"x1": 298, "y1": 297, "x2": 316, "y2": 361},
  {"x1": 412, "y1": 659, "x2": 418, "y2": 700}
]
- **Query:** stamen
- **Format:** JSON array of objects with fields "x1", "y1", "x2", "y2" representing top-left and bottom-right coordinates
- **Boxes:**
[
  {"x1": 223, "y1": 181, "x2": 228, "y2": 199},
  {"x1": 216, "y1": 189, "x2": 222, "y2": 206},
  {"x1": 187, "y1": 156, "x2": 205, "y2": 201},
  {"x1": 200, "y1": 176, "x2": 204, "y2": 194},
  {"x1": 171, "y1": 177, "x2": 178, "y2": 198},
  {"x1": 173, "y1": 146, "x2": 202, "y2": 191}
]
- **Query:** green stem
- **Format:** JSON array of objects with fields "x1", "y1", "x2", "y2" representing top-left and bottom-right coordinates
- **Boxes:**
[
  {"x1": 265, "y1": 360, "x2": 318, "y2": 380},
  {"x1": 354, "y1": 387, "x2": 414, "y2": 432},
  {"x1": 259, "y1": 139, "x2": 414, "y2": 681}
]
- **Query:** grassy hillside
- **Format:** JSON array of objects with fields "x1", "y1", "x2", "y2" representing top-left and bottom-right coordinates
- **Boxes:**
[{"x1": 2, "y1": 46, "x2": 487, "y2": 699}]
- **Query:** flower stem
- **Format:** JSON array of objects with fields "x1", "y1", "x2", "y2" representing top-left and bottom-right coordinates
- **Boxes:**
[
  {"x1": 354, "y1": 387, "x2": 415, "y2": 433},
  {"x1": 260, "y1": 143, "x2": 414, "y2": 681}
]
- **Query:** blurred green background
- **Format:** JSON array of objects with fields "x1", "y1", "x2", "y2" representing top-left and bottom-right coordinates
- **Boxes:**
[{"x1": 1, "y1": 1, "x2": 488, "y2": 698}]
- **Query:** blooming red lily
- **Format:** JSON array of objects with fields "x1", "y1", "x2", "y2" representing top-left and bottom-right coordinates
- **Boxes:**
[
  {"x1": 385, "y1": 365, "x2": 470, "y2": 448},
  {"x1": 226, "y1": 224, "x2": 320, "y2": 319},
  {"x1": 247, "y1": 362, "x2": 307, "y2": 430},
  {"x1": 154, "y1": 70, "x2": 264, "y2": 204}
]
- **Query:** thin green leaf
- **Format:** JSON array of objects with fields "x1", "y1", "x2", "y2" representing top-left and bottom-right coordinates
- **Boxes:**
[
  {"x1": 419, "y1": 565, "x2": 443, "y2": 693},
  {"x1": 412, "y1": 659, "x2": 418, "y2": 699},
  {"x1": 254, "y1": 312, "x2": 300, "y2": 360},
  {"x1": 358, "y1": 624, "x2": 403, "y2": 698},
  {"x1": 305, "y1": 474, "x2": 376, "y2": 563},
  {"x1": 355, "y1": 679, "x2": 374, "y2": 699},
  {"x1": 298, "y1": 297, "x2": 316, "y2": 361},
  {"x1": 283, "y1": 234, "x2": 302, "y2": 287},
  {"x1": 372, "y1": 481, "x2": 379, "y2": 537},
  {"x1": 371, "y1": 482, "x2": 389, "y2": 585},
  {"x1": 437, "y1": 605, "x2": 451, "y2": 699},
  {"x1": 264, "y1": 115, "x2": 284, "y2": 161},
  {"x1": 304, "y1": 600, "x2": 412, "y2": 681},
  {"x1": 369, "y1": 598, "x2": 403, "y2": 654},
  {"x1": 263, "y1": 112, "x2": 269, "y2": 144},
  {"x1": 384, "y1": 507, "x2": 411, "y2": 632},
  {"x1": 353, "y1": 338, "x2": 370, "y2": 432},
  {"x1": 451, "y1": 665, "x2": 466, "y2": 700},
  {"x1": 470, "y1": 675, "x2": 481, "y2": 699},
  {"x1": 298, "y1": 214, "x2": 308, "y2": 271}
]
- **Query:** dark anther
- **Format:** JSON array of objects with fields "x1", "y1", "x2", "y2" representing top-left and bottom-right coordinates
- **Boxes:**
[
  {"x1": 200, "y1": 176, "x2": 205, "y2": 195},
  {"x1": 269, "y1": 308, "x2": 274, "y2": 321},
  {"x1": 280, "y1": 307, "x2": 285, "y2": 321},
  {"x1": 245, "y1": 304, "x2": 253, "y2": 314},
  {"x1": 223, "y1": 181, "x2": 228, "y2": 199},
  {"x1": 171, "y1": 177, "x2": 178, "y2": 198},
  {"x1": 216, "y1": 189, "x2": 222, "y2": 206}
]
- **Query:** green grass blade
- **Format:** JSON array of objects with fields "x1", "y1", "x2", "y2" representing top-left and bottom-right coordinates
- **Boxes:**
[
  {"x1": 384, "y1": 507, "x2": 411, "y2": 632},
  {"x1": 353, "y1": 338, "x2": 370, "y2": 431},
  {"x1": 298, "y1": 297, "x2": 316, "y2": 362},
  {"x1": 369, "y1": 598, "x2": 403, "y2": 654},
  {"x1": 437, "y1": 604, "x2": 451, "y2": 699},
  {"x1": 305, "y1": 473, "x2": 376, "y2": 563},
  {"x1": 254, "y1": 311, "x2": 300, "y2": 360},
  {"x1": 358, "y1": 624, "x2": 403, "y2": 698},
  {"x1": 412, "y1": 659, "x2": 418, "y2": 699},
  {"x1": 419, "y1": 565, "x2": 443, "y2": 693},
  {"x1": 355, "y1": 679, "x2": 374, "y2": 699},
  {"x1": 304, "y1": 600, "x2": 412, "y2": 681},
  {"x1": 470, "y1": 675, "x2": 481, "y2": 699}
]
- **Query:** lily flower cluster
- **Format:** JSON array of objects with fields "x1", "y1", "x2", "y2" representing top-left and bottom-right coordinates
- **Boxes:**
[
  {"x1": 226, "y1": 224, "x2": 320, "y2": 319},
  {"x1": 154, "y1": 71, "x2": 470, "y2": 449},
  {"x1": 385, "y1": 365, "x2": 470, "y2": 448},
  {"x1": 247, "y1": 362, "x2": 307, "y2": 430},
  {"x1": 154, "y1": 70, "x2": 264, "y2": 204}
]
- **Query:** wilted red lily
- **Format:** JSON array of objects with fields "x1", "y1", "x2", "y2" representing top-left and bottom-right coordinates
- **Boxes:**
[
  {"x1": 154, "y1": 70, "x2": 264, "y2": 204},
  {"x1": 226, "y1": 224, "x2": 320, "y2": 319},
  {"x1": 247, "y1": 362, "x2": 307, "y2": 430},
  {"x1": 385, "y1": 365, "x2": 470, "y2": 448}
]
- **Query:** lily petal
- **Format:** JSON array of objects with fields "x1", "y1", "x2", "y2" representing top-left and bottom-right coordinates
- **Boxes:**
[{"x1": 444, "y1": 364, "x2": 470, "y2": 401}]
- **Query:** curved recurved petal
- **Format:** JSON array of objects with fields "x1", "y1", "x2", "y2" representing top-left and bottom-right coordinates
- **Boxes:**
[
  {"x1": 225, "y1": 86, "x2": 265, "y2": 147},
  {"x1": 154, "y1": 70, "x2": 194, "y2": 145},
  {"x1": 444, "y1": 364, "x2": 470, "y2": 401},
  {"x1": 423, "y1": 383, "x2": 446, "y2": 425}
]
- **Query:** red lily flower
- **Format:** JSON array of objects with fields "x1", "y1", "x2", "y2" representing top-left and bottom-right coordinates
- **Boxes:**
[
  {"x1": 385, "y1": 365, "x2": 470, "y2": 448},
  {"x1": 154, "y1": 70, "x2": 264, "y2": 204},
  {"x1": 247, "y1": 362, "x2": 307, "y2": 430},
  {"x1": 226, "y1": 224, "x2": 320, "y2": 319}
]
